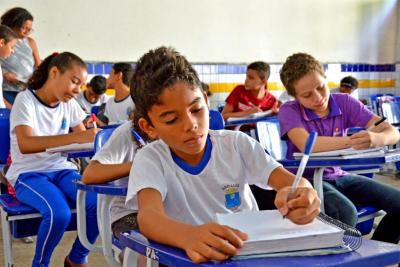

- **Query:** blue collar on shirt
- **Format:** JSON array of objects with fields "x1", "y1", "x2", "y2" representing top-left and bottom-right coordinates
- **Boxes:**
[
  {"x1": 301, "y1": 95, "x2": 342, "y2": 121},
  {"x1": 171, "y1": 135, "x2": 212, "y2": 175}
]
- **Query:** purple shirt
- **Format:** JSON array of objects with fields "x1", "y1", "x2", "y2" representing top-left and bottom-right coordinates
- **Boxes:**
[{"x1": 278, "y1": 93, "x2": 374, "y2": 179}]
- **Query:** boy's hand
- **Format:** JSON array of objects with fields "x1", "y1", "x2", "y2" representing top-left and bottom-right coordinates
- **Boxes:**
[
  {"x1": 244, "y1": 106, "x2": 262, "y2": 115},
  {"x1": 275, "y1": 186, "x2": 320, "y2": 225},
  {"x1": 350, "y1": 130, "x2": 380, "y2": 149},
  {"x1": 3, "y1": 72, "x2": 19, "y2": 84},
  {"x1": 183, "y1": 223, "x2": 248, "y2": 263},
  {"x1": 77, "y1": 128, "x2": 101, "y2": 143}
]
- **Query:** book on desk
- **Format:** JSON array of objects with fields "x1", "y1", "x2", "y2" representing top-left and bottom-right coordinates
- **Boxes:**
[
  {"x1": 293, "y1": 147, "x2": 385, "y2": 160},
  {"x1": 226, "y1": 110, "x2": 273, "y2": 123},
  {"x1": 45, "y1": 142, "x2": 94, "y2": 153},
  {"x1": 216, "y1": 210, "x2": 362, "y2": 258}
]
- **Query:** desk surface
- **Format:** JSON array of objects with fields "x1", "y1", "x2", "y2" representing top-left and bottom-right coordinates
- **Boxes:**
[
  {"x1": 120, "y1": 231, "x2": 400, "y2": 267},
  {"x1": 280, "y1": 151, "x2": 400, "y2": 168}
]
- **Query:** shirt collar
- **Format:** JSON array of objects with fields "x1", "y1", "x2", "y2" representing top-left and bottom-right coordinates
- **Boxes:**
[{"x1": 300, "y1": 95, "x2": 342, "y2": 121}]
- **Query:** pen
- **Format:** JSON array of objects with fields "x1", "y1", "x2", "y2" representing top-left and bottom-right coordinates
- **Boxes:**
[
  {"x1": 91, "y1": 114, "x2": 97, "y2": 129},
  {"x1": 285, "y1": 131, "x2": 318, "y2": 217},
  {"x1": 367, "y1": 117, "x2": 386, "y2": 131},
  {"x1": 131, "y1": 130, "x2": 146, "y2": 146}
]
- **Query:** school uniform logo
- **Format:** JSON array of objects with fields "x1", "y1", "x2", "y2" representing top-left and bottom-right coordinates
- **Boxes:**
[
  {"x1": 60, "y1": 117, "x2": 68, "y2": 130},
  {"x1": 333, "y1": 127, "x2": 342, "y2": 136},
  {"x1": 222, "y1": 184, "x2": 241, "y2": 211}
]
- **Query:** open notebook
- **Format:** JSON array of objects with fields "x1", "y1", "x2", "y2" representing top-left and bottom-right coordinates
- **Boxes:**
[
  {"x1": 216, "y1": 210, "x2": 345, "y2": 256},
  {"x1": 46, "y1": 142, "x2": 94, "y2": 153},
  {"x1": 226, "y1": 110, "x2": 273, "y2": 123},
  {"x1": 293, "y1": 147, "x2": 385, "y2": 160}
]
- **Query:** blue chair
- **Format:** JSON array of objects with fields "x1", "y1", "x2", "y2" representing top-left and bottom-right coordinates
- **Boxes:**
[
  {"x1": 0, "y1": 109, "x2": 11, "y2": 194},
  {"x1": 0, "y1": 108, "x2": 11, "y2": 165},
  {"x1": 90, "y1": 105, "x2": 101, "y2": 115},
  {"x1": 77, "y1": 126, "x2": 123, "y2": 267},
  {"x1": 209, "y1": 109, "x2": 225, "y2": 130},
  {"x1": 370, "y1": 94, "x2": 394, "y2": 115},
  {"x1": 255, "y1": 120, "x2": 384, "y2": 235}
]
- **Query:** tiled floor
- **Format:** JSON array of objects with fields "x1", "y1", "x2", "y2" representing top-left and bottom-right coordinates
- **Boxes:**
[{"x1": 1, "y1": 173, "x2": 399, "y2": 267}]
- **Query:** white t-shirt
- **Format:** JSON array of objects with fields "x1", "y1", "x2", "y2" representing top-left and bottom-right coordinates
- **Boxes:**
[
  {"x1": 75, "y1": 91, "x2": 110, "y2": 113},
  {"x1": 91, "y1": 121, "x2": 137, "y2": 223},
  {"x1": 7, "y1": 90, "x2": 87, "y2": 186},
  {"x1": 0, "y1": 64, "x2": 5, "y2": 108},
  {"x1": 126, "y1": 130, "x2": 282, "y2": 225},
  {"x1": 104, "y1": 95, "x2": 134, "y2": 125}
]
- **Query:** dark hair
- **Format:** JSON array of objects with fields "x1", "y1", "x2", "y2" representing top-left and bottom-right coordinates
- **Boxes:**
[
  {"x1": 280, "y1": 53, "x2": 326, "y2": 96},
  {"x1": 0, "y1": 25, "x2": 17, "y2": 42},
  {"x1": 1, "y1": 7, "x2": 33, "y2": 30},
  {"x1": 89, "y1": 75, "x2": 106, "y2": 94},
  {"x1": 28, "y1": 52, "x2": 87, "y2": 90},
  {"x1": 247, "y1": 61, "x2": 271, "y2": 81},
  {"x1": 130, "y1": 46, "x2": 201, "y2": 142},
  {"x1": 112, "y1": 63, "x2": 133, "y2": 87},
  {"x1": 201, "y1": 82, "x2": 212, "y2": 96},
  {"x1": 340, "y1": 76, "x2": 358, "y2": 89}
]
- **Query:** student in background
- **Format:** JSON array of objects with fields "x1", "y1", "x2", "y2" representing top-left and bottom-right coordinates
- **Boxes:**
[
  {"x1": 337, "y1": 76, "x2": 367, "y2": 105},
  {"x1": 75, "y1": 75, "x2": 108, "y2": 113},
  {"x1": 221, "y1": 61, "x2": 279, "y2": 121},
  {"x1": 125, "y1": 46, "x2": 320, "y2": 263},
  {"x1": 0, "y1": 7, "x2": 41, "y2": 106},
  {"x1": 278, "y1": 52, "x2": 400, "y2": 245},
  {"x1": 0, "y1": 25, "x2": 17, "y2": 109},
  {"x1": 201, "y1": 82, "x2": 212, "y2": 97},
  {"x1": 82, "y1": 117, "x2": 144, "y2": 240},
  {"x1": 6, "y1": 52, "x2": 99, "y2": 267},
  {"x1": 97, "y1": 63, "x2": 134, "y2": 126}
]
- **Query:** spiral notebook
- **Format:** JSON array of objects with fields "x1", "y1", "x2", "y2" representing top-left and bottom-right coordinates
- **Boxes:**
[{"x1": 216, "y1": 210, "x2": 361, "y2": 258}]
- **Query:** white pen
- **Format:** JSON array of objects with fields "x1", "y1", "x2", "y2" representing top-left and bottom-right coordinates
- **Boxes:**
[
  {"x1": 285, "y1": 131, "x2": 318, "y2": 217},
  {"x1": 91, "y1": 114, "x2": 97, "y2": 129}
]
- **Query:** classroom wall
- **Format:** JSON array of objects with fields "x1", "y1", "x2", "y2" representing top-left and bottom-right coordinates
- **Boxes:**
[
  {"x1": 1, "y1": 0, "x2": 399, "y2": 108},
  {"x1": 0, "y1": 0, "x2": 398, "y2": 63}
]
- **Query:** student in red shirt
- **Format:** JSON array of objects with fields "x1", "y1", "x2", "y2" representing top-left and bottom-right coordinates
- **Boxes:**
[{"x1": 222, "y1": 61, "x2": 279, "y2": 121}]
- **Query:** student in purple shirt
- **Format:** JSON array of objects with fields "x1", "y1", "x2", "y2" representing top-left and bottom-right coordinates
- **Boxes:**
[{"x1": 278, "y1": 52, "x2": 400, "y2": 245}]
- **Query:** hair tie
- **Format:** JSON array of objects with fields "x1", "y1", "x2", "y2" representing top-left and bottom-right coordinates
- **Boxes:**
[{"x1": 52, "y1": 52, "x2": 59, "y2": 56}]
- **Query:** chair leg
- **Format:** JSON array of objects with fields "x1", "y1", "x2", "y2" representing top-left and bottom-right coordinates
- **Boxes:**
[{"x1": 1, "y1": 210, "x2": 13, "y2": 267}]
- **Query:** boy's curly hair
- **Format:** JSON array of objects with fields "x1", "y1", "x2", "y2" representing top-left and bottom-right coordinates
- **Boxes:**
[
  {"x1": 280, "y1": 53, "x2": 325, "y2": 96},
  {"x1": 130, "y1": 46, "x2": 201, "y2": 142}
]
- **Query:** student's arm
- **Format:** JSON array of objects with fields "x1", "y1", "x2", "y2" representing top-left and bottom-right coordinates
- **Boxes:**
[
  {"x1": 14, "y1": 125, "x2": 99, "y2": 154},
  {"x1": 137, "y1": 188, "x2": 248, "y2": 263},
  {"x1": 267, "y1": 166, "x2": 321, "y2": 225},
  {"x1": 287, "y1": 128, "x2": 351, "y2": 153},
  {"x1": 4, "y1": 98, "x2": 12, "y2": 109},
  {"x1": 350, "y1": 115, "x2": 400, "y2": 149},
  {"x1": 27, "y1": 37, "x2": 41, "y2": 68},
  {"x1": 82, "y1": 160, "x2": 132, "y2": 184},
  {"x1": 221, "y1": 103, "x2": 261, "y2": 120}
]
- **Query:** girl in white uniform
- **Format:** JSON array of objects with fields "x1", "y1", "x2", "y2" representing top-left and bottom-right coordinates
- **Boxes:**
[
  {"x1": 7, "y1": 52, "x2": 99, "y2": 267},
  {"x1": 125, "y1": 46, "x2": 321, "y2": 264}
]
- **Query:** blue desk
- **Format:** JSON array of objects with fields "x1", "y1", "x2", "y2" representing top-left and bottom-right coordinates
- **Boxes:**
[
  {"x1": 280, "y1": 150, "x2": 400, "y2": 213},
  {"x1": 120, "y1": 230, "x2": 400, "y2": 267},
  {"x1": 66, "y1": 150, "x2": 95, "y2": 159},
  {"x1": 76, "y1": 179, "x2": 128, "y2": 267}
]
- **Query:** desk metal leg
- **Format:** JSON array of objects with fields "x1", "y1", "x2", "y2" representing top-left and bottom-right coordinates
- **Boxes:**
[
  {"x1": 1, "y1": 209, "x2": 13, "y2": 267},
  {"x1": 313, "y1": 168, "x2": 325, "y2": 213},
  {"x1": 99, "y1": 194, "x2": 122, "y2": 267},
  {"x1": 76, "y1": 189, "x2": 102, "y2": 252},
  {"x1": 122, "y1": 247, "x2": 139, "y2": 267}
]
